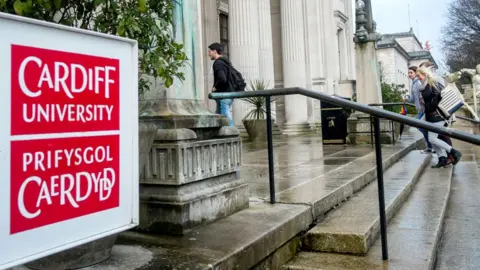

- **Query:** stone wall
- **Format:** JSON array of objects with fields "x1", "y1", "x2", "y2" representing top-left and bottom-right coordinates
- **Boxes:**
[
  {"x1": 395, "y1": 36, "x2": 422, "y2": 52},
  {"x1": 394, "y1": 50, "x2": 410, "y2": 88},
  {"x1": 377, "y1": 48, "x2": 395, "y2": 83}
]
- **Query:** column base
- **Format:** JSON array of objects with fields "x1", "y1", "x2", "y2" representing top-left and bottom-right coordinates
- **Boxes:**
[
  {"x1": 137, "y1": 112, "x2": 248, "y2": 235},
  {"x1": 347, "y1": 113, "x2": 395, "y2": 145},
  {"x1": 279, "y1": 123, "x2": 318, "y2": 136},
  {"x1": 138, "y1": 172, "x2": 249, "y2": 235}
]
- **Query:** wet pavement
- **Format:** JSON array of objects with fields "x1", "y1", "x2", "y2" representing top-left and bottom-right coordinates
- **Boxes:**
[
  {"x1": 436, "y1": 141, "x2": 480, "y2": 270},
  {"x1": 12, "y1": 133, "x2": 428, "y2": 270},
  {"x1": 285, "y1": 155, "x2": 453, "y2": 269},
  {"x1": 241, "y1": 134, "x2": 423, "y2": 201}
]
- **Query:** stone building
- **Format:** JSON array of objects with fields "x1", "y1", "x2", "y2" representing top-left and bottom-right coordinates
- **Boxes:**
[
  {"x1": 202, "y1": 0, "x2": 357, "y2": 134},
  {"x1": 376, "y1": 28, "x2": 438, "y2": 90}
]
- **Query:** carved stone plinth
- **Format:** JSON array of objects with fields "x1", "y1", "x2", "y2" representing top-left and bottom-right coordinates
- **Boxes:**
[
  {"x1": 347, "y1": 113, "x2": 395, "y2": 144},
  {"x1": 137, "y1": 119, "x2": 248, "y2": 235}
]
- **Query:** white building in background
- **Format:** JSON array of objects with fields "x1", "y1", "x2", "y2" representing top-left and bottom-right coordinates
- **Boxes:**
[
  {"x1": 376, "y1": 28, "x2": 438, "y2": 90},
  {"x1": 201, "y1": 0, "x2": 357, "y2": 134}
]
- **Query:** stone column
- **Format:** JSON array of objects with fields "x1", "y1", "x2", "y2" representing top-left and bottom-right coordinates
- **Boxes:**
[
  {"x1": 281, "y1": 0, "x2": 308, "y2": 125},
  {"x1": 138, "y1": 0, "x2": 248, "y2": 235},
  {"x1": 355, "y1": 42, "x2": 382, "y2": 105},
  {"x1": 229, "y1": 0, "x2": 260, "y2": 126},
  {"x1": 320, "y1": 0, "x2": 341, "y2": 95},
  {"x1": 201, "y1": 0, "x2": 221, "y2": 112},
  {"x1": 257, "y1": 0, "x2": 275, "y2": 86},
  {"x1": 345, "y1": 0, "x2": 356, "y2": 80},
  {"x1": 257, "y1": 0, "x2": 276, "y2": 119},
  {"x1": 338, "y1": 28, "x2": 350, "y2": 81},
  {"x1": 303, "y1": 0, "x2": 315, "y2": 125},
  {"x1": 348, "y1": 0, "x2": 392, "y2": 144}
]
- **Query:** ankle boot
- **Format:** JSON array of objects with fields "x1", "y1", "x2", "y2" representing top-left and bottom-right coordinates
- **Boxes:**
[
  {"x1": 449, "y1": 148, "x2": 462, "y2": 165},
  {"x1": 432, "y1": 157, "x2": 449, "y2": 168}
]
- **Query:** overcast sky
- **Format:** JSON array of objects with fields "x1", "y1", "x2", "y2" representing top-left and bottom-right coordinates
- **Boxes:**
[{"x1": 368, "y1": 0, "x2": 451, "y2": 72}]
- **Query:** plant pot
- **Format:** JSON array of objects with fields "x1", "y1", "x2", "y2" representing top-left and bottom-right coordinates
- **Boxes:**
[{"x1": 243, "y1": 119, "x2": 272, "y2": 142}]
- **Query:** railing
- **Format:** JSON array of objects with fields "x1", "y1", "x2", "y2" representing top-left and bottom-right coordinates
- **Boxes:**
[
  {"x1": 209, "y1": 87, "x2": 480, "y2": 261},
  {"x1": 456, "y1": 115, "x2": 480, "y2": 125}
]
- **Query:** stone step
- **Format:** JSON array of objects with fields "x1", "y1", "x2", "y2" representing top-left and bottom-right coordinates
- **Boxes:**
[
  {"x1": 238, "y1": 123, "x2": 286, "y2": 141},
  {"x1": 110, "y1": 136, "x2": 424, "y2": 270},
  {"x1": 274, "y1": 136, "x2": 424, "y2": 217},
  {"x1": 436, "y1": 153, "x2": 480, "y2": 269},
  {"x1": 282, "y1": 159, "x2": 453, "y2": 270},
  {"x1": 301, "y1": 151, "x2": 431, "y2": 255}
]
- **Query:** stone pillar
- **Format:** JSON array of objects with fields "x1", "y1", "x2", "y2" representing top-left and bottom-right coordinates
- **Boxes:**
[
  {"x1": 281, "y1": 0, "x2": 308, "y2": 126},
  {"x1": 348, "y1": 0, "x2": 392, "y2": 144},
  {"x1": 338, "y1": 29, "x2": 350, "y2": 81},
  {"x1": 229, "y1": 0, "x2": 260, "y2": 126},
  {"x1": 257, "y1": 0, "x2": 275, "y2": 85},
  {"x1": 257, "y1": 0, "x2": 276, "y2": 119},
  {"x1": 138, "y1": 0, "x2": 249, "y2": 235},
  {"x1": 355, "y1": 43, "x2": 382, "y2": 105},
  {"x1": 345, "y1": 0, "x2": 356, "y2": 80},
  {"x1": 321, "y1": 0, "x2": 339, "y2": 95},
  {"x1": 304, "y1": 0, "x2": 323, "y2": 126},
  {"x1": 201, "y1": 0, "x2": 221, "y2": 112}
]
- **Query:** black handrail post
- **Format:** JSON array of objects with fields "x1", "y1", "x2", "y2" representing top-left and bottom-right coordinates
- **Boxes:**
[
  {"x1": 373, "y1": 117, "x2": 389, "y2": 260},
  {"x1": 370, "y1": 116, "x2": 374, "y2": 147},
  {"x1": 265, "y1": 95, "x2": 276, "y2": 204},
  {"x1": 391, "y1": 120, "x2": 395, "y2": 145}
]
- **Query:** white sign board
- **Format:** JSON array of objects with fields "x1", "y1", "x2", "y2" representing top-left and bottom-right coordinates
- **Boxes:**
[{"x1": 0, "y1": 13, "x2": 139, "y2": 269}]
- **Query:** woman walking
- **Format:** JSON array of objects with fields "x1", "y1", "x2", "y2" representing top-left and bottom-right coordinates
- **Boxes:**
[{"x1": 416, "y1": 67, "x2": 462, "y2": 168}]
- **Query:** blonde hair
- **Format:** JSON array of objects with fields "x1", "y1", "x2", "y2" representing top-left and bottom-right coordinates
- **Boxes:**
[{"x1": 416, "y1": 67, "x2": 437, "y2": 88}]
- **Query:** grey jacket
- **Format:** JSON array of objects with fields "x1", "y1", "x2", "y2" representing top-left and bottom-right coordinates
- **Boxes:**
[{"x1": 407, "y1": 77, "x2": 423, "y2": 112}]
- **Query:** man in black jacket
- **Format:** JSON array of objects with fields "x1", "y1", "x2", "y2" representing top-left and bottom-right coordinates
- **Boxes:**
[{"x1": 208, "y1": 43, "x2": 234, "y2": 126}]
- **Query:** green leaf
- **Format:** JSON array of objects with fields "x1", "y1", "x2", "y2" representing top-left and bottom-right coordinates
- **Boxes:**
[
  {"x1": 138, "y1": 0, "x2": 146, "y2": 12},
  {"x1": 165, "y1": 76, "x2": 174, "y2": 88},
  {"x1": 13, "y1": 0, "x2": 24, "y2": 15},
  {"x1": 53, "y1": 0, "x2": 61, "y2": 9},
  {"x1": 94, "y1": 0, "x2": 105, "y2": 7}
]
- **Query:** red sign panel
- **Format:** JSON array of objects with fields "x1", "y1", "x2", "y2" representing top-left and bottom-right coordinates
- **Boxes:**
[
  {"x1": 10, "y1": 135, "x2": 120, "y2": 234},
  {"x1": 10, "y1": 44, "x2": 120, "y2": 135}
]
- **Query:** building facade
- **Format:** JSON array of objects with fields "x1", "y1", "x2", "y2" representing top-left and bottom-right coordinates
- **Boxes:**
[
  {"x1": 202, "y1": 0, "x2": 356, "y2": 133},
  {"x1": 376, "y1": 28, "x2": 438, "y2": 91}
]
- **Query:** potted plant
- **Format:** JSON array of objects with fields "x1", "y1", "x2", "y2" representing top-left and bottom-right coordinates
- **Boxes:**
[{"x1": 242, "y1": 80, "x2": 275, "y2": 142}]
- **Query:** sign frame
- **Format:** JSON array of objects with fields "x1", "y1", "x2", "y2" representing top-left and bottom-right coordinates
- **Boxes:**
[{"x1": 0, "y1": 12, "x2": 139, "y2": 270}]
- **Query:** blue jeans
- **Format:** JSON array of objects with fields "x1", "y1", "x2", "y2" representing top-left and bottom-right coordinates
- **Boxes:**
[
  {"x1": 417, "y1": 112, "x2": 432, "y2": 149},
  {"x1": 216, "y1": 99, "x2": 234, "y2": 126}
]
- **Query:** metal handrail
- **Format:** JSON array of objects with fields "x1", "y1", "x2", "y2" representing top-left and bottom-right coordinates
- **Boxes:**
[
  {"x1": 209, "y1": 87, "x2": 480, "y2": 261},
  {"x1": 370, "y1": 102, "x2": 480, "y2": 125},
  {"x1": 456, "y1": 115, "x2": 480, "y2": 125},
  {"x1": 210, "y1": 88, "x2": 480, "y2": 144}
]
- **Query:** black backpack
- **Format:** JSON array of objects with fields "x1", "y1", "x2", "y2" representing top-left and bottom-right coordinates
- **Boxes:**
[{"x1": 219, "y1": 59, "x2": 246, "y2": 92}]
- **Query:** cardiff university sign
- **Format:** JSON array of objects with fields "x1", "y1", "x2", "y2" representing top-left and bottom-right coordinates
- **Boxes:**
[{"x1": 0, "y1": 13, "x2": 139, "y2": 269}]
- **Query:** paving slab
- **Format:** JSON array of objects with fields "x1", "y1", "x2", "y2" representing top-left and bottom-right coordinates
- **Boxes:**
[
  {"x1": 436, "y1": 155, "x2": 480, "y2": 270},
  {"x1": 116, "y1": 202, "x2": 312, "y2": 270},
  {"x1": 283, "y1": 159, "x2": 453, "y2": 270},
  {"x1": 302, "y1": 151, "x2": 431, "y2": 255},
  {"x1": 275, "y1": 135, "x2": 424, "y2": 217}
]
